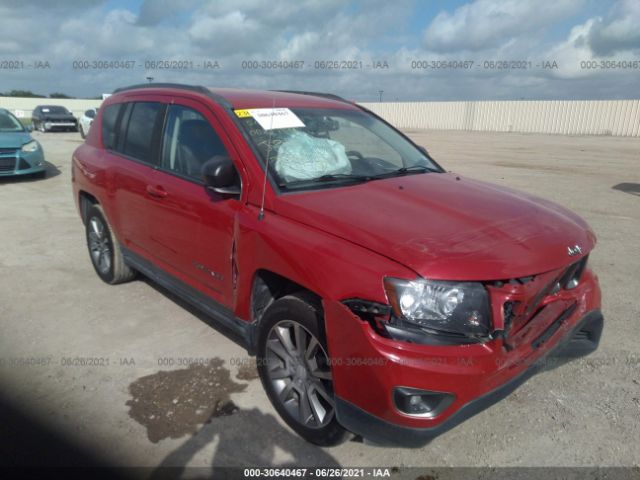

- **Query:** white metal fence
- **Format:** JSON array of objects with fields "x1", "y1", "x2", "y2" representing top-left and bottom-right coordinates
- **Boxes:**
[
  {"x1": 360, "y1": 100, "x2": 640, "y2": 137},
  {"x1": 2, "y1": 96, "x2": 639, "y2": 136}
]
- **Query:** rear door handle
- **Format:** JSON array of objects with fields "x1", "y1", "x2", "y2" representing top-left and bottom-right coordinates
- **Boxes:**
[{"x1": 146, "y1": 185, "x2": 168, "y2": 199}]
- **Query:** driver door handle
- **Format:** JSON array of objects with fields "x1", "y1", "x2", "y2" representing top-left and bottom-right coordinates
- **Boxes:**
[{"x1": 146, "y1": 185, "x2": 168, "y2": 199}]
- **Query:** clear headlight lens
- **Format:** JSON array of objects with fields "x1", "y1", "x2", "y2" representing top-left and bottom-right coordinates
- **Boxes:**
[
  {"x1": 384, "y1": 277, "x2": 491, "y2": 337},
  {"x1": 21, "y1": 140, "x2": 39, "y2": 152}
]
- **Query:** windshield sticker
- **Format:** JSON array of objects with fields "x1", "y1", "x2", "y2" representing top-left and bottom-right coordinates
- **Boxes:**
[
  {"x1": 234, "y1": 109, "x2": 251, "y2": 118},
  {"x1": 245, "y1": 108, "x2": 305, "y2": 130}
]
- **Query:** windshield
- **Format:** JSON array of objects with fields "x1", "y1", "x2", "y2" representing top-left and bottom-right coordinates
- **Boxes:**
[
  {"x1": 236, "y1": 107, "x2": 441, "y2": 190},
  {"x1": 0, "y1": 110, "x2": 25, "y2": 132},
  {"x1": 41, "y1": 106, "x2": 69, "y2": 115}
]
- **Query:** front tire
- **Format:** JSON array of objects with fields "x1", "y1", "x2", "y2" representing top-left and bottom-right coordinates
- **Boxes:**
[
  {"x1": 85, "y1": 204, "x2": 136, "y2": 284},
  {"x1": 257, "y1": 293, "x2": 350, "y2": 446}
]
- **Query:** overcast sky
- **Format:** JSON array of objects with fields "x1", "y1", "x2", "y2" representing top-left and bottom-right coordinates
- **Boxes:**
[{"x1": 0, "y1": 0, "x2": 639, "y2": 101}]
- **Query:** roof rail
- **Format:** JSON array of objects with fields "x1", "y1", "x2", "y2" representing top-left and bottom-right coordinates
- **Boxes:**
[
  {"x1": 271, "y1": 90, "x2": 351, "y2": 104},
  {"x1": 111, "y1": 83, "x2": 232, "y2": 108},
  {"x1": 112, "y1": 83, "x2": 210, "y2": 95}
]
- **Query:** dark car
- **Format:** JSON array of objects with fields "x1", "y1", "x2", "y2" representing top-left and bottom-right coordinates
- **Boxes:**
[
  {"x1": 71, "y1": 83, "x2": 603, "y2": 447},
  {"x1": 32, "y1": 105, "x2": 78, "y2": 132}
]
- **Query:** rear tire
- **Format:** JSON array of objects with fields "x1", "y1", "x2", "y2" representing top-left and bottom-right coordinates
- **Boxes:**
[
  {"x1": 85, "y1": 204, "x2": 136, "y2": 284},
  {"x1": 257, "y1": 293, "x2": 350, "y2": 446}
]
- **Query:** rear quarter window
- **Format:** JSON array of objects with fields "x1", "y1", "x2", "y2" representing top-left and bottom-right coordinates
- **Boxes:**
[{"x1": 102, "y1": 104, "x2": 121, "y2": 150}]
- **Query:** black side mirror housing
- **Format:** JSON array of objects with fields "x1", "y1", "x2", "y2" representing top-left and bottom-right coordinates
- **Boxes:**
[{"x1": 202, "y1": 156, "x2": 240, "y2": 196}]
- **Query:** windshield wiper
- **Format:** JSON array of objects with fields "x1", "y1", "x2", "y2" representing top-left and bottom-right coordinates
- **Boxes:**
[
  {"x1": 278, "y1": 166, "x2": 440, "y2": 190},
  {"x1": 279, "y1": 173, "x2": 372, "y2": 189},
  {"x1": 371, "y1": 164, "x2": 439, "y2": 178}
]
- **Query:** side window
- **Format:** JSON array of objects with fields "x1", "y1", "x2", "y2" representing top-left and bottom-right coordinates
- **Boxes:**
[
  {"x1": 85, "y1": 109, "x2": 96, "y2": 119},
  {"x1": 101, "y1": 104, "x2": 121, "y2": 150},
  {"x1": 122, "y1": 102, "x2": 163, "y2": 164},
  {"x1": 161, "y1": 105, "x2": 230, "y2": 181}
]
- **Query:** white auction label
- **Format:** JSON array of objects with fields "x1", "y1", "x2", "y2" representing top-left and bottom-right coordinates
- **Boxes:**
[{"x1": 248, "y1": 108, "x2": 305, "y2": 130}]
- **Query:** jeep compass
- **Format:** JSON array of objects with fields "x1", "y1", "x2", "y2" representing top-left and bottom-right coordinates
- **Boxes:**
[{"x1": 72, "y1": 83, "x2": 603, "y2": 446}]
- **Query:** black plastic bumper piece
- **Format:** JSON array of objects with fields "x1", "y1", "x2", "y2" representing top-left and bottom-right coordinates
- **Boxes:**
[{"x1": 335, "y1": 309, "x2": 604, "y2": 447}]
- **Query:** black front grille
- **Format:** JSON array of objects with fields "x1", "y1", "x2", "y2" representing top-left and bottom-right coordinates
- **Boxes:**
[
  {"x1": 0, "y1": 157, "x2": 16, "y2": 171},
  {"x1": 503, "y1": 301, "x2": 518, "y2": 330},
  {"x1": 499, "y1": 257, "x2": 590, "y2": 346},
  {"x1": 0, "y1": 147, "x2": 19, "y2": 155}
]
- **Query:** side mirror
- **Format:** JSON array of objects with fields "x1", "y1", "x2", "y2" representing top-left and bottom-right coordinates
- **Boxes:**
[
  {"x1": 25, "y1": 125, "x2": 33, "y2": 132},
  {"x1": 202, "y1": 156, "x2": 240, "y2": 196}
]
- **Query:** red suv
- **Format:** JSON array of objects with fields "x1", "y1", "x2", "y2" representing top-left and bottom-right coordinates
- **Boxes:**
[{"x1": 72, "y1": 84, "x2": 603, "y2": 447}]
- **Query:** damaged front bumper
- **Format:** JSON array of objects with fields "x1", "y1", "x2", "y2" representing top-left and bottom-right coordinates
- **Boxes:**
[{"x1": 324, "y1": 269, "x2": 603, "y2": 447}]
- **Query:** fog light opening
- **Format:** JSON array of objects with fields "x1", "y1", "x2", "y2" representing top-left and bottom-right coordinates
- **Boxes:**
[{"x1": 393, "y1": 387, "x2": 454, "y2": 418}]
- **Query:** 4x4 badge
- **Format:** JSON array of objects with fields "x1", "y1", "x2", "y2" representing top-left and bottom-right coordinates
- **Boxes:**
[{"x1": 567, "y1": 245, "x2": 583, "y2": 256}]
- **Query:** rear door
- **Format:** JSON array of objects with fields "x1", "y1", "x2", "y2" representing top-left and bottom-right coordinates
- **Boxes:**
[
  {"x1": 106, "y1": 100, "x2": 166, "y2": 258},
  {"x1": 143, "y1": 99, "x2": 243, "y2": 307}
]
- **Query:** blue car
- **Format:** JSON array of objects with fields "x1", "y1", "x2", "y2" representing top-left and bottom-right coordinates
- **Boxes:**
[{"x1": 0, "y1": 108, "x2": 46, "y2": 178}]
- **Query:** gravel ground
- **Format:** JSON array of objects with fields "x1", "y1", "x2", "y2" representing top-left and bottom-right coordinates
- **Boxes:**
[{"x1": 0, "y1": 130, "x2": 638, "y2": 474}]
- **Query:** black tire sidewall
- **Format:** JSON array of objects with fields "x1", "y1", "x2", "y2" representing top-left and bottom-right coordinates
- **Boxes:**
[
  {"x1": 256, "y1": 294, "x2": 348, "y2": 446},
  {"x1": 85, "y1": 206, "x2": 116, "y2": 283}
]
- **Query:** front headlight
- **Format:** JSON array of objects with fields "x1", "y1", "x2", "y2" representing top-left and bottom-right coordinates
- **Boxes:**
[
  {"x1": 383, "y1": 277, "x2": 491, "y2": 339},
  {"x1": 21, "y1": 140, "x2": 39, "y2": 152}
]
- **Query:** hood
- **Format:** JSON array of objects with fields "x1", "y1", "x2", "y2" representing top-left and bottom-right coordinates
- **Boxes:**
[
  {"x1": 273, "y1": 173, "x2": 595, "y2": 281},
  {"x1": 0, "y1": 131, "x2": 32, "y2": 149}
]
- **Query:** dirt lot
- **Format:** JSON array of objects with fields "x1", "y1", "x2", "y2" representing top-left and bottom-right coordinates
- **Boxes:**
[{"x1": 0, "y1": 130, "x2": 639, "y2": 473}]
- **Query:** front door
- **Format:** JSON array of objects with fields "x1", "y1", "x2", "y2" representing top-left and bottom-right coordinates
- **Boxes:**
[{"x1": 144, "y1": 100, "x2": 243, "y2": 308}]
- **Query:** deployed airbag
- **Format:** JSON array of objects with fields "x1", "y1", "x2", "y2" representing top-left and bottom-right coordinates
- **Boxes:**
[{"x1": 275, "y1": 130, "x2": 351, "y2": 182}]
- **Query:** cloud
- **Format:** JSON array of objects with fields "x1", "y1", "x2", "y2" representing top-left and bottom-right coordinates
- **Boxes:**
[
  {"x1": 196, "y1": 0, "x2": 348, "y2": 30},
  {"x1": 137, "y1": 0, "x2": 202, "y2": 26},
  {"x1": 0, "y1": 0, "x2": 104, "y2": 8},
  {"x1": 586, "y1": 0, "x2": 640, "y2": 56},
  {"x1": 544, "y1": 0, "x2": 640, "y2": 79},
  {"x1": 423, "y1": 0, "x2": 584, "y2": 52},
  {"x1": 545, "y1": 19, "x2": 597, "y2": 79},
  {"x1": 0, "y1": 0, "x2": 638, "y2": 101},
  {"x1": 188, "y1": 10, "x2": 272, "y2": 55},
  {"x1": 60, "y1": 9, "x2": 157, "y2": 56}
]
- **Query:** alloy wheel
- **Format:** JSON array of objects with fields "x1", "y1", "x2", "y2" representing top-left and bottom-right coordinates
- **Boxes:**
[
  {"x1": 265, "y1": 320, "x2": 335, "y2": 428},
  {"x1": 88, "y1": 216, "x2": 112, "y2": 274}
]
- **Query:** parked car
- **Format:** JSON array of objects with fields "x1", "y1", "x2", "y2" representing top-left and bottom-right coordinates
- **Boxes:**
[
  {"x1": 0, "y1": 108, "x2": 46, "y2": 178},
  {"x1": 79, "y1": 107, "x2": 98, "y2": 139},
  {"x1": 72, "y1": 84, "x2": 603, "y2": 447},
  {"x1": 32, "y1": 105, "x2": 78, "y2": 132}
]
